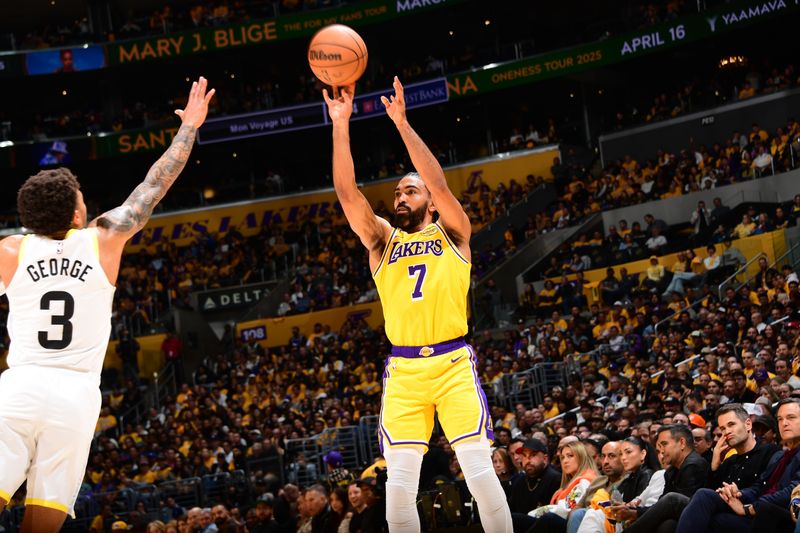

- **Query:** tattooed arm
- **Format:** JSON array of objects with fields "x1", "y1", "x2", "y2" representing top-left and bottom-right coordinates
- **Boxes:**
[
  {"x1": 95, "y1": 77, "x2": 215, "y2": 240},
  {"x1": 96, "y1": 123, "x2": 196, "y2": 237},
  {"x1": 93, "y1": 77, "x2": 215, "y2": 284}
]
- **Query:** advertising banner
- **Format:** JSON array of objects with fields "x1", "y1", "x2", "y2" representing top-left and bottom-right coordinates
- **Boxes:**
[
  {"x1": 197, "y1": 78, "x2": 448, "y2": 144},
  {"x1": 446, "y1": 0, "x2": 800, "y2": 99},
  {"x1": 236, "y1": 300, "x2": 384, "y2": 348},
  {"x1": 107, "y1": 0, "x2": 461, "y2": 67},
  {"x1": 125, "y1": 147, "x2": 558, "y2": 251},
  {"x1": 95, "y1": 124, "x2": 182, "y2": 158},
  {"x1": 192, "y1": 282, "x2": 276, "y2": 311},
  {"x1": 198, "y1": 102, "x2": 327, "y2": 144},
  {"x1": 351, "y1": 77, "x2": 448, "y2": 121}
]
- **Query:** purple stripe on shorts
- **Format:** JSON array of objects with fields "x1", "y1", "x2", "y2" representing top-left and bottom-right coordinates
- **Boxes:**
[
  {"x1": 450, "y1": 345, "x2": 492, "y2": 444},
  {"x1": 391, "y1": 337, "x2": 466, "y2": 358}
]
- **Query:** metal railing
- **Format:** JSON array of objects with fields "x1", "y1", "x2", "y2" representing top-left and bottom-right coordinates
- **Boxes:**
[
  {"x1": 359, "y1": 415, "x2": 381, "y2": 466},
  {"x1": 733, "y1": 240, "x2": 800, "y2": 296},
  {"x1": 717, "y1": 251, "x2": 767, "y2": 299},
  {"x1": 543, "y1": 396, "x2": 609, "y2": 426},
  {"x1": 654, "y1": 295, "x2": 708, "y2": 336},
  {"x1": 491, "y1": 360, "x2": 575, "y2": 411},
  {"x1": 116, "y1": 363, "x2": 177, "y2": 436},
  {"x1": 650, "y1": 353, "x2": 703, "y2": 379}
]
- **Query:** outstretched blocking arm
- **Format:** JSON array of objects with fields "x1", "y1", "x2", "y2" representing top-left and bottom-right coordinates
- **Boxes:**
[
  {"x1": 382, "y1": 76, "x2": 471, "y2": 255},
  {"x1": 324, "y1": 86, "x2": 392, "y2": 264},
  {"x1": 94, "y1": 77, "x2": 215, "y2": 241}
]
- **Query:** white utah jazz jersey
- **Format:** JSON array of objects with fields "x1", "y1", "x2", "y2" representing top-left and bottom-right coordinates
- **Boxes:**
[{"x1": 5, "y1": 228, "x2": 115, "y2": 375}]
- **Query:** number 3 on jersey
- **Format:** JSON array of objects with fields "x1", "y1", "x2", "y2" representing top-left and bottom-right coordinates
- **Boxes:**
[
  {"x1": 408, "y1": 264, "x2": 427, "y2": 300},
  {"x1": 39, "y1": 290, "x2": 74, "y2": 349}
]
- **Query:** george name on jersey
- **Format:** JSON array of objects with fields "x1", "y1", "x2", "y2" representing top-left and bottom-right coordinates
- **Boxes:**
[
  {"x1": 26, "y1": 258, "x2": 93, "y2": 283},
  {"x1": 387, "y1": 239, "x2": 443, "y2": 264}
]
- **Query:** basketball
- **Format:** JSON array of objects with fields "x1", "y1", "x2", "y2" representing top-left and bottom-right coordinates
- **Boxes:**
[{"x1": 307, "y1": 24, "x2": 368, "y2": 87}]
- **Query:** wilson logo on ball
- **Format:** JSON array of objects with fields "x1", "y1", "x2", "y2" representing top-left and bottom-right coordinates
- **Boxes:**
[
  {"x1": 309, "y1": 50, "x2": 344, "y2": 62},
  {"x1": 307, "y1": 24, "x2": 368, "y2": 87}
]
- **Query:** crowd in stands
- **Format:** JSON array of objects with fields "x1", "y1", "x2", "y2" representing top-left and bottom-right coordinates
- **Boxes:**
[
  {"x1": 9, "y1": 223, "x2": 800, "y2": 531},
  {"x1": 7, "y1": 0, "x2": 690, "y2": 53},
  {"x1": 11, "y1": 0, "x2": 342, "y2": 51},
  {"x1": 4, "y1": 0, "x2": 724, "y2": 147},
  {"x1": 609, "y1": 63, "x2": 800, "y2": 132},
  {"x1": 504, "y1": 111, "x2": 800, "y2": 284}
]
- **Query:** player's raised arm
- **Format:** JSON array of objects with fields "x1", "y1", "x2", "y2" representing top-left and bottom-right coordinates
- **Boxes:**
[
  {"x1": 381, "y1": 76, "x2": 471, "y2": 251},
  {"x1": 324, "y1": 85, "x2": 392, "y2": 258},
  {"x1": 94, "y1": 77, "x2": 215, "y2": 242}
]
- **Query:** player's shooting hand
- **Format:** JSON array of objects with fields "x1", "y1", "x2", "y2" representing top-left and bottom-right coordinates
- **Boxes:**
[
  {"x1": 175, "y1": 76, "x2": 215, "y2": 128},
  {"x1": 381, "y1": 76, "x2": 407, "y2": 126},
  {"x1": 323, "y1": 84, "x2": 355, "y2": 123}
]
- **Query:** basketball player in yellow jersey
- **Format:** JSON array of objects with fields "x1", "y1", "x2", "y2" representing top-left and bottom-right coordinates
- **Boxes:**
[
  {"x1": 0, "y1": 77, "x2": 214, "y2": 532},
  {"x1": 324, "y1": 77, "x2": 512, "y2": 532}
]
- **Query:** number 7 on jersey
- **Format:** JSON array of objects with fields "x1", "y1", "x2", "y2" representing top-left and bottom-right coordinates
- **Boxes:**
[{"x1": 408, "y1": 264, "x2": 427, "y2": 300}]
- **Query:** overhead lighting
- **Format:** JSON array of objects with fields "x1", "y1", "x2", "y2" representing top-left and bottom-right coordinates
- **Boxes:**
[
  {"x1": 62, "y1": 90, "x2": 67, "y2": 96},
  {"x1": 448, "y1": 30, "x2": 454, "y2": 36},
  {"x1": 484, "y1": 19, "x2": 491, "y2": 26},
  {"x1": 0, "y1": 141, "x2": 14, "y2": 148},
  {"x1": 719, "y1": 55, "x2": 745, "y2": 68}
]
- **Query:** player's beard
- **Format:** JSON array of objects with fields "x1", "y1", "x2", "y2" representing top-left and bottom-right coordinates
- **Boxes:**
[{"x1": 395, "y1": 203, "x2": 428, "y2": 231}]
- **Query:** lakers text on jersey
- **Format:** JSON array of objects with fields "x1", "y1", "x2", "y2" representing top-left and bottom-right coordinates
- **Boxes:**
[{"x1": 373, "y1": 222, "x2": 470, "y2": 347}]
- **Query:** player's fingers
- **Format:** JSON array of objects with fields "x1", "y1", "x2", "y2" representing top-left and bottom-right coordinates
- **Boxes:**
[
  {"x1": 189, "y1": 81, "x2": 198, "y2": 101},
  {"x1": 380, "y1": 96, "x2": 390, "y2": 108},
  {"x1": 198, "y1": 76, "x2": 207, "y2": 97},
  {"x1": 175, "y1": 109, "x2": 184, "y2": 118},
  {"x1": 204, "y1": 88, "x2": 216, "y2": 104},
  {"x1": 322, "y1": 88, "x2": 331, "y2": 104},
  {"x1": 332, "y1": 86, "x2": 340, "y2": 99},
  {"x1": 394, "y1": 75, "x2": 404, "y2": 95}
]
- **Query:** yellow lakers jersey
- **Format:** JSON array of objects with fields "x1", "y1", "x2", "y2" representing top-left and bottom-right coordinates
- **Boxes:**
[{"x1": 373, "y1": 222, "x2": 470, "y2": 346}]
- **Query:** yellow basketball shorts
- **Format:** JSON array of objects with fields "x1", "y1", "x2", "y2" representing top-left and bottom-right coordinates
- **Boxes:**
[{"x1": 378, "y1": 338, "x2": 493, "y2": 452}]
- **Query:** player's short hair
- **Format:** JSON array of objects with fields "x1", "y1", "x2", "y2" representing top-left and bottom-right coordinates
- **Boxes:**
[{"x1": 17, "y1": 168, "x2": 80, "y2": 236}]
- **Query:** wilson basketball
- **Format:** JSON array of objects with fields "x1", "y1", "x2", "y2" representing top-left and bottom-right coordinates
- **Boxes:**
[{"x1": 307, "y1": 24, "x2": 368, "y2": 87}]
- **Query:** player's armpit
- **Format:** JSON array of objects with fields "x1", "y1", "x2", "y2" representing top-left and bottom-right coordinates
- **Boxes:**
[{"x1": 94, "y1": 124, "x2": 196, "y2": 240}]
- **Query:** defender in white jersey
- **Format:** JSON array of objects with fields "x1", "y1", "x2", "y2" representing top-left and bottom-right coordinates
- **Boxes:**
[{"x1": 0, "y1": 77, "x2": 214, "y2": 532}]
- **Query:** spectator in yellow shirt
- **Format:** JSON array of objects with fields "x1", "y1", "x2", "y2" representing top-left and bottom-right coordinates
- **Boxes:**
[
  {"x1": 643, "y1": 255, "x2": 666, "y2": 292},
  {"x1": 738, "y1": 81, "x2": 756, "y2": 99},
  {"x1": 732, "y1": 213, "x2": 756, "y2": 239},
  {"x1": 541, "y1": 394, "x2": 560, "y2": 419}
]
